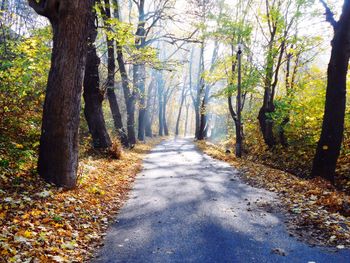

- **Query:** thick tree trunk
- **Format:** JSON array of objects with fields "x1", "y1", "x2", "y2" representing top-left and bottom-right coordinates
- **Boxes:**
[
  {"x1": 258, "y1": 106, "x2": 275, "y2": 148},
  {"x1": 311, "y1": 1, "x2": 350, "y2": 183},
  {"x1": 83, "y1": 14, "x2": 111, "y2": 149},
  {"x1": 278, "y1": 117, "x2": 289, "y2": 147},
  {"x1": 258, "y1": 41, "x2": 278, "y2": 148},
  {"x1": 30, "y1": 0, "x2": 94, "y2": 188}
]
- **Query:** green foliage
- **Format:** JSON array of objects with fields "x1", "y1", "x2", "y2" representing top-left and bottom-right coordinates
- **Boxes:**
[
  {"x1": 95, "y1": 4, "x2": 160, "y2": 68},
  {"x1": 269, "y1": 67, "x2": 326, "y2": 145},
  {"x1": 0, "y1": 26, "x2": 52, "y2": 176}
]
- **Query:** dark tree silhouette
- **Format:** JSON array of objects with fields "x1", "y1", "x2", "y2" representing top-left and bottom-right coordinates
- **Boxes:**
[
  {"x1": 101, "y1": 0, "x2": 129, "y2": 147},
  {"x1": 311, "y1": 0, "x2": 350, "y2": 183},
  {"x1": 83, "y1": 6, "x2": 112, "y2": 149},
  {"x1": 28, "y1": 0, "x2": 94, "y2": 188}
]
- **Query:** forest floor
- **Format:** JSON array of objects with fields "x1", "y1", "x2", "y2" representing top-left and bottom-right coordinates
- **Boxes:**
[
  {"x1": 196, "y1": 140, "x2": 350, "y2": 249},
  {"x1": 0, "y1": 137, "x2": 162, "y2": 263},
  {"x1": 92, "y1": 138, "x2": 349, "y2": 263}
]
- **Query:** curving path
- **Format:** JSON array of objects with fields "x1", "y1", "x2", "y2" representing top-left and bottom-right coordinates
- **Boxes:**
[{"x1": 92, "y1": 138, "x2": 350, "y2": 263}]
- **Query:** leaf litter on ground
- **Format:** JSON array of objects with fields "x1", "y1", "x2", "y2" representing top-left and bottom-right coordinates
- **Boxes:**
[
  {"x1": 196, "y1": 141, "x2": 350, "y2": 249},
  {"x1": 0, "y1": 138, "x2": 162, "y2": 263}
]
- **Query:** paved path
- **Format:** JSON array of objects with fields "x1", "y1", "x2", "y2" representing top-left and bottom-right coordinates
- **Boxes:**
[{"x1": 93, "y1": 138, "x2": 350, "y2": 263}]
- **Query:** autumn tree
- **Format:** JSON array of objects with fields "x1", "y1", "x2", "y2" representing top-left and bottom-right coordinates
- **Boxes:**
[
  {"x1": 257, "y1": 0, "x2": 311, "y2": 148},
  {"x1": 28, "y1": 0, "x2": 94, "y2": 188},
  {"x1": 132, "y1": 0, "x2": 175, "y2": 141},
  {"x1": 83, "y1": 2, "x2": 112, "y2": 149},
  {"x1": 311, "y1": 0, "x2": 350, "y2": 183},
  {"x1": 100, "y1": 0, "x2": 129, "y2": 147}
]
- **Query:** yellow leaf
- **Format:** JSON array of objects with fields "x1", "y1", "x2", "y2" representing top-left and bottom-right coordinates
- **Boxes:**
[
  {"x1": 0, "y1": 212, "x2": 6, "y2": 219},
  {"x1": 23, "y1": 230, "x2": 32, "y2": 238}
]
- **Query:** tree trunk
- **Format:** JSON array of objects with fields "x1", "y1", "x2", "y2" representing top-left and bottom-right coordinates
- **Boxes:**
[
  {"x1": 197, "y1": 86, "x2": 209, "y2": 140},
  {"x1": 150, "y1": 82, "x2": 157, "y2": 126},
  {"x1": 29, "y1": 0, "x2": 94, "y2": 188},
  {"x1": 195, "y1": 43, "x2": 205, "y2": 140},
  {"x1": 258, "y1": 107, "x2": 275, "y2": 148},
  {"x1": 103, "y1": 0, "x2": 129, "y2": 147},
  {"x1": 157, "y1": 71, "x2": 164, "y2": 136},
  {"x1": 258, "y1": 10, "x2": 287, "y2": 148},
  {"x1": 114, "y1": 0, "x2": 136, "y2": 146},
  {"x1": 198, "y1": 41, "x2": 218, "y2": 140},
  {"x1": 175, "y1": 101, "x2": 184, "y2": 136},
  {"x1": 235, "y1": 47, "x2": 243, "y2": 157},
  {"x1": 175, "y1": 85, "x2": 186, "y2": 136},
  {"x1": 311, "y1": 1, "x2": 350, "y2": 183},
  {"x1": 163, "y1": 95, "x2": 169, "y2": 136},
  {"x1": 116, "y1": 47, "x2": 136, "y2": 146},
  {"x1": 145, "y1": 78, "x2": 155, "y2": 137},
  {"x1": 107, "y1": 88, "x2": 128, "y2": 146},
  {"x1": 144, "y1": 108, "x2": 152, "y2": 137},
  {"x1": 134, "y1": 0, "x2": 147, "y2": 141},
  {"x1": 83, "y1": 13, "x2": 112, "y2": 149},
  {"x1": 184, "y1": 102, "x2": 190, "y2": 137},
  {"x1": 134, "y1": 64, "x2": 146, "y2": 141}
]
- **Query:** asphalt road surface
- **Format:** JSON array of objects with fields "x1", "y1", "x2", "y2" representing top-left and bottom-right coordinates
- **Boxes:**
[{"x1": 92, "y1": 138, "x2": 350, "y2": 263}]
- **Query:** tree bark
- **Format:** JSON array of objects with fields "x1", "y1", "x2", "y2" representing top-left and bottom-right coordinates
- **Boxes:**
[
  {"x1": 83, "y1": 11, "x2": 112, "y2": 149},
  {"x1": 197, "y1": 86, "x2": 209, "y2": 140},
  {"x1": 195, "y1": 43, "x2": 204, "y2": 139},
  {"x1": 149, "y1": 85, "x2": 157, "y2": 131},
  {"x1": 114, "y1": 0, "x2": 136, "y2": 146},
  {"x1": 29, "y1": 0, "x2": 94, "y2": 188},
  {"x1": 157, "y1": 71, "x2": 164, "y2": 136},
  {"x1": 103, "y1": 0, "x2": 129, "y2": 147},
  {"x1": 311, "y1": 0, "x2": 350, "y2": 183},
  {"x1": 116, "y1": 44, "x2": 137, "y2": 146},
  {"x1": 184, "y1": 102, "x2": 190, "y2": 137},
  {"x1": 163, "y1": 93, "x2": 169, "y2": 136},
  {"x1": 175, "y1": 90, "x2": 186, "y2": 136},
  {"x1": 145, "y1": 78, "x2": 155, "y2": 137},
  {"x1": 235, "y1": 47, "x2": 243, "y2": 157},
  {"x1": 198, "y1": 41, "x2": 218, "y2": 140},
  {"x1": 134, "y1": 64, "x2": 146, "y2": 141},
  {"x1": 258, "y1": 1, "x2": 291, "y2": 148},
  {"x1": 134, "y1": 0, "x2": 147, "y2": 141}
]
